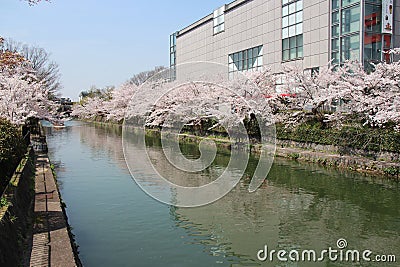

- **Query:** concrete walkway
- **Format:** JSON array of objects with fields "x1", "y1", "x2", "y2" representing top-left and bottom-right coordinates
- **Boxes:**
[{"x1": 28, "y1": 153, "x2": 77, "y2": 267}]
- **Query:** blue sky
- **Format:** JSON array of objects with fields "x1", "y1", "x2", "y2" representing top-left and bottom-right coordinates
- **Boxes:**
[{"x1": 1, "y1": 0, "x2": 228, "y2": 100}]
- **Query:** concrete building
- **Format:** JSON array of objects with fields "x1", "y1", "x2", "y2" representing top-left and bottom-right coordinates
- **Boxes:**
[{"x1": 170, "y1": 0, "x2": 399, "y2": 78}]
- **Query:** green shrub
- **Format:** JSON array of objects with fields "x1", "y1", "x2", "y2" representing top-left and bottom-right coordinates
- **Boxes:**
[
  {"x1": 383, "y1": 166, "x2": 400, "y2": 176},
  {"x1": 288, "y1": 153, "x2": 300, "y2": 160},
  {"x1": 0, "y1": 196, "x2": 8, "y2": 208},
  {"x1": 276, "y1": 121, "x2": 400, "y2": 153},
  {"x1": 0, "y1": 118, "x2": 27, "y2": 192}
]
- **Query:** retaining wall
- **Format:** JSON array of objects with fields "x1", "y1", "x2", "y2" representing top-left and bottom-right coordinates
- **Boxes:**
[{"x1": 0, "y1": 148, "x2": 35, "y2": 266}]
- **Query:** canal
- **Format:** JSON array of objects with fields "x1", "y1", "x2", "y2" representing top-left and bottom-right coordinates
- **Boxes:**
[{"x1": 44, "y1": 121, "x2": 400, "y2": 266}]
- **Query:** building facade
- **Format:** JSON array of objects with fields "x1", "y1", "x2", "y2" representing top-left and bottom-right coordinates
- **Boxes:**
[{"x1": 170, "y1": 0, "x2": 399, "y2": 77}]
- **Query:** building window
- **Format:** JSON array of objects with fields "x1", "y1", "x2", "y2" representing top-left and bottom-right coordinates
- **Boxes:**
[
  {"x1": 169, "y1": 32, "x2": 177, "y2": 80},
  {"x1": 213, "y1": 5, "x2": 225, "y2": 35},
  {"x1": 341, "y1": 34, "x2": 360, "y2": 61},
  {"x1": 282, "y1": 0, "x2": 303, "y2": 61},
  {"x1": 342, "y1": 5, "x2": 360, "y2": 34},
  {"x1": 342, "y1": 0, "x2": 359, "y2": 8},
  {"x1": 331, "y1": 0, "x2": 361, "y2": 65},
  {"x1": 364, "y1": 1, "x2": 383, "y2": 67},
  {"x1": 228, "y1": 45, "x2": 263, "y2": 79}
]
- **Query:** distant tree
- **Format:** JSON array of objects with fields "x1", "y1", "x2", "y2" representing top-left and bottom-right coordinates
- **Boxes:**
[
  {"x1": 79, "y1": 85, "x2": 114, "y2": 103},
  {"x1": 74, "y1": 83, "x2": 137, "y2": 121},
  {"x1": 24, "y1": 0, "x2": 50, "y2": 5},
  {"x1": 4, "y1": 39, "x2": 62, "y2": 98},
  {"x1": 128, "y1": 66, "x2": 166, "y2": 86},
  {"x1": 72, "y1": 96, "x2": 107, "y2": 120},
  {"x1": 104, "y1": 83, "x2": 137, "y2": 121},
  {"x1": 0, "y1": 37, "x2": 28, "y2": 71}
]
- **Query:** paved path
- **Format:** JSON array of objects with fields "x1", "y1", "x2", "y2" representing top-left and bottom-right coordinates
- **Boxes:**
[{"x1": 28, "y1": 153, "x2": 77, "y2": 267}]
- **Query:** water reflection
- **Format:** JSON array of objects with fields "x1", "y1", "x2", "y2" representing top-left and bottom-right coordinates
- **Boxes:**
[
  {"x1": 173, "y1": 160, "x2": 400, "y2": 266},
  {"x1": 44, "y1": 121, "x2": 399, "y2": 267}
]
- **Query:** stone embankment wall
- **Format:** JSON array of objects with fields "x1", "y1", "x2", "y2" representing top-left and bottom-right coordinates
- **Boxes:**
[
  {"x1": 0, "y1": 148, "x2": 35, "y2": 266},
  {"x1": 256, "y1": 140, "x2": 400, "y2": 177},
  {"x1": 86, "y1": 119, "x2": 400, "y2": 177}
]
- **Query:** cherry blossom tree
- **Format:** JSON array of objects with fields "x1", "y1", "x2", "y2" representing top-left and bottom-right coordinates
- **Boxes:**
[
  {"x1": 247, "y1": 57, "x2": 400, "y2": 130},
  {"x1": 0, "y1": 36, "x2": 57, "y2": 125},
  {"x1": 0, "y1": 37, "x2": 28, "y2": 72},
  {"x1": 71, "y1": 96, "x2": 106, "y2": 120},
  {"x1": 73, "y1": 83, "x2": 138, "y2": 121},
  {"x1": 122, "y1": 71, "x2": 275, "y2": 136},
  {"x1": 74, "y1": 50, "x2": 400, "y2": 132},
  {"x1": 339, "y1": 59, "x2": 400, "y2": 129},
  {"x1": 104, "y1": 83, "x2": 137, "y2": 122},
  {"x1": 4, "y1": 39, "x2": 62, "y2": 97},
  {"x1": 286, "y1": 59, "x2": 400, "y2": 130},
  {"x1": 243, "y1": 67, "x2": 304, "y2": 124},
  {"x1": 0, "y1": 70, "x2": 54, "y2": 125}
]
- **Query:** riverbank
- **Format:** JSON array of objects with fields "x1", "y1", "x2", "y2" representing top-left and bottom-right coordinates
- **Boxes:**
[
  {"x1": 26, "y1": 124, "x2": 81, "y2": 266},
  {"x1": 0, "y1": 148, "x2": 35, "y2": 266},
  {"x1": 176, "y1": 130, "x2": 400, "y2": 178},
  {"x1": 89, "y1": 119, "x2": 400, "y2": 178}
]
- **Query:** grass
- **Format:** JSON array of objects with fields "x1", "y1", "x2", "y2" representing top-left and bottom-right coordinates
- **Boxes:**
[{"x1": 0, "y1": 197, "x2": 9, "y2": 208}]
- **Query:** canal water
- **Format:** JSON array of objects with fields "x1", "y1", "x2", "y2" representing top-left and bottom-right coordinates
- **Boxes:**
[{"x1": 44, "y1": 121, "x2": 400, "y2": 267}]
